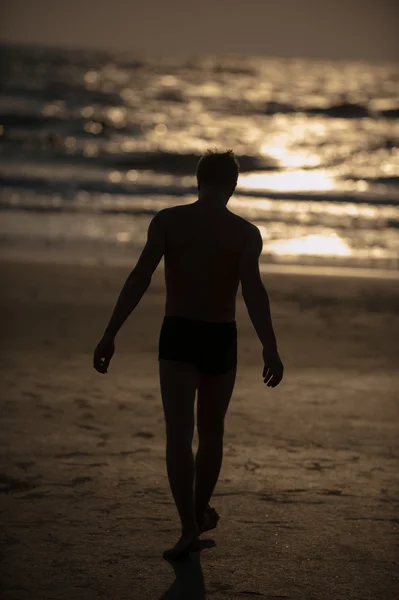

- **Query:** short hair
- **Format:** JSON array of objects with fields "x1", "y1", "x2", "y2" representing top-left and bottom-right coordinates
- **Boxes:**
[{"x1": 196, "y1": 148, "x2": 239, "y2": 191}]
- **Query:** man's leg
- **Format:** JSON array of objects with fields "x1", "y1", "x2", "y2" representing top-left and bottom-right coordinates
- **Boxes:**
[
  {"x1": 194, "y1": 366, "x2": 236, "y2": 531},
  {"x1": 159, "y1": 358, "x2": 199, "y2": 556}
]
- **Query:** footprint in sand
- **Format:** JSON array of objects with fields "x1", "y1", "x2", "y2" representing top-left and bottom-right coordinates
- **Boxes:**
[
  {"x1": 14, "y1": 461, "x2": 36, "y2": 471},
  {"x1": 321, "y1": 489, "x2": 343, "y2": 496},
  {"x1": 22, "y1": 391, "x2": 42, "y2": 400},
  {"x1": 77, "y1": 423, "x2": 101, "y2": 431},
  {"x1": 74, "y1": 397, "x2": 93, "y2": 409},
  {"x1": 55, "y1": 451, "x2": 91, "y2": 458},
  {"x1": 0, "y1": 474, "x2": 35, "y2": 493},
  {"x1": 69, "y1": 476, "x2": 93, "y2": 486},
  {"x1": 141, "y1": 393, "x2": 156, "y2": 401},
  {"x1": 305, "y1": 460, "x2": 336, "y2": 471},
  {"x1": 22, "y1": 491, "x2": 51, "y2": 500},
  {"x1": 96, "y1": 432, "x2": 110, "y2": 447}
]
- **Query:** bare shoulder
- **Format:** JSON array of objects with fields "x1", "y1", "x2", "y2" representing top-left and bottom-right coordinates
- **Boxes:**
[
  {"x1": 228, "y1": 211, "x2": 261, "y2": 242},
  {"x1": 158, "y1": 204, "x2": 188, "y2": 222},
  {"x1": 228, "y1": 211, "x2": 256, "y2": 229},
  {"x1": 151, "y1": 206, "x2": 177, "y2": 230},
  {"x1": 154, "y1": 207, "x2": 173, "y2": 220}
]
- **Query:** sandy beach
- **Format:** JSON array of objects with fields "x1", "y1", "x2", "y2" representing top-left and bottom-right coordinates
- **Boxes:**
[{"x1": 1, "y1": 258, "x2": 398, "y2": 600}]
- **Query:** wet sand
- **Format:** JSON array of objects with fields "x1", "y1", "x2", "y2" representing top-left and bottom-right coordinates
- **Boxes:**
[{"x1": 1, "y1": 259, "x2": 398, "y2": 599}]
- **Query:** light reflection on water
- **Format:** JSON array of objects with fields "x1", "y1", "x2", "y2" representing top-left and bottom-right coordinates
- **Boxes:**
[
  {"x1": 265, "y1": 232, "x2": 351, "y2": 257},
  {"x1": 239, "y1": 170, "x2": 336, "y2": 192},
  {"x1": 1, "y1": 198, "x2": 398, "y2": 270},
  {"x1": 1, "y1": 46, "x2": 399, "y2": 272}
]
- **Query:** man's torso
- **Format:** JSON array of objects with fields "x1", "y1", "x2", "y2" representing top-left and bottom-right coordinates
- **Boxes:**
[{"x1": 162, "y1": 202, "x2": 252, "y2": 322}]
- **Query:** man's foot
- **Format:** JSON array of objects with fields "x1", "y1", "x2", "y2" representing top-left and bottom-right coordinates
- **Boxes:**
[
  {"x1": 163, "y1": 531, "x2": 200, "y2": 560},
  {"x1": 199, "y1": 505, "x2": 220, "y2": 534}
]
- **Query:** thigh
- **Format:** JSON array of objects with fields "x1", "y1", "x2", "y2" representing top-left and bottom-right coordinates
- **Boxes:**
[
  {"x1": 158, "y1": 316, "x2": 198, "y2": 364},
  {"x1": 196, "y1": 365, "x2": 237, "y2": 438},
  {"x1": 197, "y1": 322, "x2": 237, "y2": 375},
  {"x1": 159, "y1": 359, "x2": 199, "y2": 440}
]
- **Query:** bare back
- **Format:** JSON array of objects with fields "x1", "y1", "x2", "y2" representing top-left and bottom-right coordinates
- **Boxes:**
[{"x1": 163, "y1": 202, "x2": 252, "y2": 322}]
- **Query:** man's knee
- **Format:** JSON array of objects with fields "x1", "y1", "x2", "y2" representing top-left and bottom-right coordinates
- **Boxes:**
[
  {"x1": 166, "y1": 422, "x2": 194, "y2": 447},
  {"x1": 197, "y1": 420, "x2": 225, "y2": 444}
]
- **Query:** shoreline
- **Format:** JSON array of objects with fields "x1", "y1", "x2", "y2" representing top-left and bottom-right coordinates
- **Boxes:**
[{"x1": 1, "y1": 247, "x2": 398, "y2": 281}]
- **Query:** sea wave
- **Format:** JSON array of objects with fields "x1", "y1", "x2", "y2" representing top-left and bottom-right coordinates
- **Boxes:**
[
  {"x1": 1, "y1": 175, "x2": 399, "y2": 208},
  {"x1": 1, "y1": 43, "x2": 398, "y2": 271}
]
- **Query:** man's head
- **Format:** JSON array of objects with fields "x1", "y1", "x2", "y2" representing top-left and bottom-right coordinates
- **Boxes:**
[{"x1": 196, "y1": 149, "x2": 239, "y2": 200}]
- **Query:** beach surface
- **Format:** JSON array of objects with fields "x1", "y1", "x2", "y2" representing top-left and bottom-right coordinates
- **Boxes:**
[{"x1": 1, "y1": 259, "x2": 398, "y2": 600}]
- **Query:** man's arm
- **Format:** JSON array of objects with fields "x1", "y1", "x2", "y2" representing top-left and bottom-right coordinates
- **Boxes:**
[
  {"x1": 93, "y1": 210, "x2": 167, "y2": 374},
  {"x1": 239, "y1": 225, "x2": 277, "y2": 350},
  {"x1": 102, "y1": 209, "x2": 167, "y2": 340},
  {"x1": 239, "y1": 224, "x2": 283, "y2": 386}
]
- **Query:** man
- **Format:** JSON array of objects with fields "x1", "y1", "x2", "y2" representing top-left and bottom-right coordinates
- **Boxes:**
[{"x1": 93, "y1": 149, "x2": 284, "y2": 559}]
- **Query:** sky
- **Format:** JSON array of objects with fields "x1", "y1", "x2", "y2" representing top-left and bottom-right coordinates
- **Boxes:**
[{"x1": 1, "y1": 0, "x2": 398, "y2": 61}]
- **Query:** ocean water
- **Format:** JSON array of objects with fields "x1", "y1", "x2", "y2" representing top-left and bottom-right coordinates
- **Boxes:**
[{"x1": 1, "y1": 43, "x2": 398, "y2": 274}]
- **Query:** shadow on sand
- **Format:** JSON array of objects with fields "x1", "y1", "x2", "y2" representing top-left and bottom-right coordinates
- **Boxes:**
[{"x1": 159, "y1": 539, "x2": 216, "y2": 600}]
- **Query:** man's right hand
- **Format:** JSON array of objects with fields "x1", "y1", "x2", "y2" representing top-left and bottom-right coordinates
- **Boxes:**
[{"x1": 262, "y1": 347, "x2": 284, "y2": 387}]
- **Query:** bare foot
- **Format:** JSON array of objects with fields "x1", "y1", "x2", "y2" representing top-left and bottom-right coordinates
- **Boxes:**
[
  {"x1": 199, "y1": 505, "x2": 220, "y2": 534},
  {"x1": 163, "y1": 531, "x2": 200, "y2": 560}
]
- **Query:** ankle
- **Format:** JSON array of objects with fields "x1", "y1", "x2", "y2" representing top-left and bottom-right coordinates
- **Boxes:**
[
  {"x1": 182, "y1": 522, "x2": 199, "y2": 537},
  {"x1": 195, "y1": 507, "x2": 206, "y2": 527}
]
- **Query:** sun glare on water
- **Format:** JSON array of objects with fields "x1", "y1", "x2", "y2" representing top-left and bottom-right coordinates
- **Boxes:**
[
  {"x1": 265, "y1": 232, "x2": 352, "y2": 257},
  {"x1": 239, "y1": 169, "x2": 335, "y2": 193},
  {"x1": 239, "y1": 130, "x2": 336, "y2": 193}
]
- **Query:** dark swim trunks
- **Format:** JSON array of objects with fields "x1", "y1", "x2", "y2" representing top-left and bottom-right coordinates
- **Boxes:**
[{"x1": 158, "y1": 316, "x2": 237, "y2": 374}]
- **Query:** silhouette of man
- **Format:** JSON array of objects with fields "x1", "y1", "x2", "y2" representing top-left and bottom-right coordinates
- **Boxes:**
[{"x1": 93, "y1": 149, "x2": 284, "y2": 559}]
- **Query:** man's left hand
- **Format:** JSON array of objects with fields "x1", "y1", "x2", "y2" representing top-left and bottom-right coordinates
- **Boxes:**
[{"x1": 93, "y1": 336, "x2": 115, "y2": 374}]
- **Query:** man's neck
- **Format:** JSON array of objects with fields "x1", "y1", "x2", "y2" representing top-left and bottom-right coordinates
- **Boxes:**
[{"x1": 195, "y1": 195, "x2": 228, "y2": 210}]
